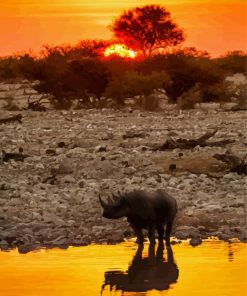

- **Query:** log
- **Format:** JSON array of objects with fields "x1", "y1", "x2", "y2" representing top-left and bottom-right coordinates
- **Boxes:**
[
  {"x1": 25, "y1": 96, "x2": 47, "y2": 111},
  {"x1": 123, "y1": 130, "x2": 148, "y2": 139},
  {"x1": 0, "y1": 114, "x2": 22, "y2": 124},
  {"x1": 214, "y1": 152, "x2": 247, "y2": 175},
  {"x1": 153, "y1": 129, "x2": 234, "y2": 150},
  {"x1": 2, "y1": 150, "x2": 30, "y2": 162}
]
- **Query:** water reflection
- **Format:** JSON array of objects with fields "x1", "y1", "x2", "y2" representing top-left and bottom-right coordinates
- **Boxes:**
[
  {"x1": 228, "y1": 243, "x2": 234, "y2": 262},
  {"x1": 102, "y1": 243, "x2": 179, "y2": 294}
]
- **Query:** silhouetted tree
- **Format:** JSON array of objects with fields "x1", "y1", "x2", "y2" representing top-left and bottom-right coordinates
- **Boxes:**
[{"x1": 110, "y1": 5, "x2": 185, "y2": 56}]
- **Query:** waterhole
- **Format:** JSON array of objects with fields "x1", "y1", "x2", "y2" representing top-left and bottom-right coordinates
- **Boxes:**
[{"x1": 0, "y1": 240, "x2": 246, "y2": 296}]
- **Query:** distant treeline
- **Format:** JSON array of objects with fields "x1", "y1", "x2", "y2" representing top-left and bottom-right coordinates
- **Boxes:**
[{"x1": 0, "y1": 40, "x2": 246, "y2": 110}]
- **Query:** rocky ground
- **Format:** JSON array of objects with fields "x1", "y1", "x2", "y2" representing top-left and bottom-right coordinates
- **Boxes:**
[{"x1": 0, "y1": 108, "x2": 246, "y2": 253}]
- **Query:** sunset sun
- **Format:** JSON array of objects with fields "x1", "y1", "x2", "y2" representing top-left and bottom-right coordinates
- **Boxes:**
[{"x1": 104, "y1": 43, "x2": 137, "y2": 58}]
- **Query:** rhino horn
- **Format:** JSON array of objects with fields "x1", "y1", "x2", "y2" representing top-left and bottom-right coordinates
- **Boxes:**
[{"x1": 99, "y1": 194, "x2": 108, "y2": 208}]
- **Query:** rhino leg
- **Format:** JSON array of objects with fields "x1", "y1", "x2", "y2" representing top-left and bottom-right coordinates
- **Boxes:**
[
  {"x1": 156, "y1": 224, "x2": 164, "y2": 242},
  {"x1": 148, "y1": 225, "x2": 156, "y2": 244},
  {"x1": 131, "y1": 224, "x2": 144, "y2": 244},
  {"x1": 165, "y1": 220, "x2": 174, "y2": 246}
]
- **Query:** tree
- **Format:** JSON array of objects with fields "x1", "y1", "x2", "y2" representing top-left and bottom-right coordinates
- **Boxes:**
[{"x1": 110, "y1": 5, "x2": 185, "y2": 56}]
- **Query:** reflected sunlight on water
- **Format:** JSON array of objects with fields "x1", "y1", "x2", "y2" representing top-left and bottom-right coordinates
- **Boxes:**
[{"x1": 0, "y1": 240, "x2": 246, "y2": 296}]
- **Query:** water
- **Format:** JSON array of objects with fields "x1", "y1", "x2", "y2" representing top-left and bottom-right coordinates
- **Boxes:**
[{"x1": 0, "y1": 240, "x2": 246, "y2": 296}]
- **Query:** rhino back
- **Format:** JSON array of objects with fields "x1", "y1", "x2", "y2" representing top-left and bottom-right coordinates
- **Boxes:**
[
  {"x1": 152, "y1": 189, "x2": 177, "y2": 222},
  {"x1": 125, "y1": 190, "x2": 177, "y2": 224}
]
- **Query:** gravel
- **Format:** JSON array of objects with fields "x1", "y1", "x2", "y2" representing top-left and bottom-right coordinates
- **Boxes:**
[{"x1": 0, "y1": 108, "x2": 246, "y2": 252}]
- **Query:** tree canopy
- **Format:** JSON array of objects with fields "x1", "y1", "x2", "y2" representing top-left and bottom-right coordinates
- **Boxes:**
[{"x1": 110, "y1": 5, "x2": 185, "y2": 56}]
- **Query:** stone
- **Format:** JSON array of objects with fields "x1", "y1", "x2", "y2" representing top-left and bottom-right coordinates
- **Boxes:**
[
  {"x1": 95, "y1": 145, "x2": 107, "y2": 152},
  {"x1": 78, "y1": 180, "x2": 85, "y2": 188},
  {"x1": 189, "y1": 237, "x2": 202, "y2": 247},
  {"x1": 61, "y1": 175, "x2": 76, "y2": 184},
  {"x1": 24, "y1": 88, "x2": 38, "y2": 95},
  {"x1": 0, "y1": 240, "x2": 9, "y2": 250},
  {"x1": 108, "y1": 232, "x2": 124, "y2": 243},
  {"x1": 223, "y1": 173, "x2": 238, "y2": 180},
  {"x1": 124, "y1": 167, "x2": 137, "y2": 175},
  {"x1": 18, "y1": 244, "x2": 33, "y2": 254}
]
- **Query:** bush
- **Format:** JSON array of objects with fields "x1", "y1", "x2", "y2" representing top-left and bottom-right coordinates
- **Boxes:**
[
  {"x1": 136, "y1": 49, "x2": 226, "y2": 102},
  {"x1": 0, "y1": 40, "x2": 245, "y2": 110},
  {"x1": 0, "y1": 57, "x2": 20, "y2": 80},
  {"x1": 215, "y1": 51, "x2": 247, "y2": 74},
  {"x1": 104, "y1": 71, "x2": 170, "y2": 107},
  {"x1": 177, "y1": 84, "x2": 202, "y2": 109},
  {"x1": 36, "y1": 58, "x2": 111, "y2": 109}
]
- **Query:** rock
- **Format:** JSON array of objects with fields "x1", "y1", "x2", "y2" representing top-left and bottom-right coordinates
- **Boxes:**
[
  {"x1": 124, "y1": 167, "x2": 137, "y2": 175},
  {"x1": 123, "y1": 130, "x2": 147, "y2": 139},
  {"x1": 174, "y1": 226, "x2": 201, "y2": 239},
  {"x1": 51, "y1": 163, "x2": 73, "y2": 175},
  {"x1": 51, "y1": 236, "x2": 69, "y2": 246},
  {"x1": 169, "y1": 164, "x2": 177, "y2": 172},
  {"x1": 95, "y1": 145, "x2": 107, "y2": 152},
  {"x1": 108, "y1": 232, "x2": 124, "y2": 243},
  {"x1": 239, "y1": 230, "x2": 247, "y2": 242},
  {"x1": 100, "y1": 133, "x2": 114, "y2": 140},
  {"x1": 0, "y1": 240, "x2": 9, "y2": 250},
  {"x1": 221, "y1": 102, "x2": 239, "y2": 111},
  {"x1": 57, "y1": 141, "x2": 66, "y2": 148},
  {"x1": 189, "y1": 237, "x2": 202, "y2": 247},
  {"x1": 18, "y1": 244, "x2": 33, "y2": 254},
  {"x1": 61, "y1": 175, "x2": 76, "y2": 184},
  {"x1": 0, "y1": 182, "x2": 11, "y2": 190},
  {"x1": 81, "y1": 235, "x2": 91, "y2": 245},
  {"x1": 78, "y1": 180, "x2": 85, "y2": 188},
  {"x1": 170, "y1": 238, "x2": 181, "y2": 245},
  {"x1": 223, "y1": 173, "x2": 238, "y2": 180},
  {"x1": 45, "y1": 149, "x2": 56, "y2": 155},
  {"x1": 145, "y1": 177, "x2": 157, "y2": 186},
  {"x1": 42, "y1": 214, "x2": 66, "y2": 227},
  {"x1": 168, "y1": 177, "x2": 179, "y2": 187}
]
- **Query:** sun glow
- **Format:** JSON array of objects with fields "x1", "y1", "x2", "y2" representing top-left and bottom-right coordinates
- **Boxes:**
[{"x1": 104, "y1": 44, "x2": 137, "y2": 58}]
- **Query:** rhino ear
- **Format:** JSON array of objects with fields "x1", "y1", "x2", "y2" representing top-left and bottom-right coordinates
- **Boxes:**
[{"x1": 111, "y1": 193, "x2": 119, "y2": 202}]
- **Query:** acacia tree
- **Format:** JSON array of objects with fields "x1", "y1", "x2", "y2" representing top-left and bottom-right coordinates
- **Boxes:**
[{"x1": 110, "y1": 5, "x2": 185, "y2": 56}]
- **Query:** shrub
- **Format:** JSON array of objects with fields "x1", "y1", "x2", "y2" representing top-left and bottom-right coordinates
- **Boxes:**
[
  {"x1": 177, "y1": 84, "x2": 202, "y2": 109},
  {"x1": 0, "y1": 57, "x2": 20, "y2": 80},
  {"x1": 137, "y1": 49, "x2": 226, "y2": 102},
  {"x1": 104, "y1": 71, "x2": 170, "y2": 107},
  {"x1": 215, "y1": 51, "x2": 247, "y2": 74},
  {"x1": 36, "y1": 58, "x2": 111, "y2": 109}
]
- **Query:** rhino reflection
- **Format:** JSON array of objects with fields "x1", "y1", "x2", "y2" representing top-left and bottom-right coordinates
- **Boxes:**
[{"x1": 101, "y1": 243, "x2": 179, "y2": 294}]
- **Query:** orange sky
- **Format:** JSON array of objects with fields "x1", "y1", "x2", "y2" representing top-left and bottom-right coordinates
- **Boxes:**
[{"x1": 0, "y1": 0, "x2": 246, "y2": 56}]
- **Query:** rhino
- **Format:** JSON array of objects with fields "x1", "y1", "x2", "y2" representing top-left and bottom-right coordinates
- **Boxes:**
[{"x1": 99, "y1": 189, "x2": 177, "y2": 245}]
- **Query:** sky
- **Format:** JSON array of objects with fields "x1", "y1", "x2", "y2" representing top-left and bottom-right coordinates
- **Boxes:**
[{"x1": 0, "y1": 0, "x2": 246, "y2": 56}]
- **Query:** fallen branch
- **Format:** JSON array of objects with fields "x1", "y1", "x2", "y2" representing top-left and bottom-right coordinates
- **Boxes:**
[
  {"x1": 123, "y1": 130, "x2": 148, "y2": 139},
  {"x1": 153, "y1": 129, "x2": 234, "y2": 150},
  {"x1": 0, "y1": 114, "x2": 22, "y2": 124},
  {"x1": 2, "y1": 149, "x2": 30, "y2": 162},
  {"x1": 24, "y1": 96, "x2": 47, "y2": 111},
  {"x1": 214, "y1": 152, "x2": 247, "y2": 175}
]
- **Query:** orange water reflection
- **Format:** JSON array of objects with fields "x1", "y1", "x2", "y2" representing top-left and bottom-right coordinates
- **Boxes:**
[{"x1": 0, "y1": 241, "x2": 246, "y2": 296}]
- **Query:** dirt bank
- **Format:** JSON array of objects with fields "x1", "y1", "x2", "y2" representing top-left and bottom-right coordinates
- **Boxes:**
[{"x1": 0, "y1": 108, "x2": 246, "y2": 252}]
